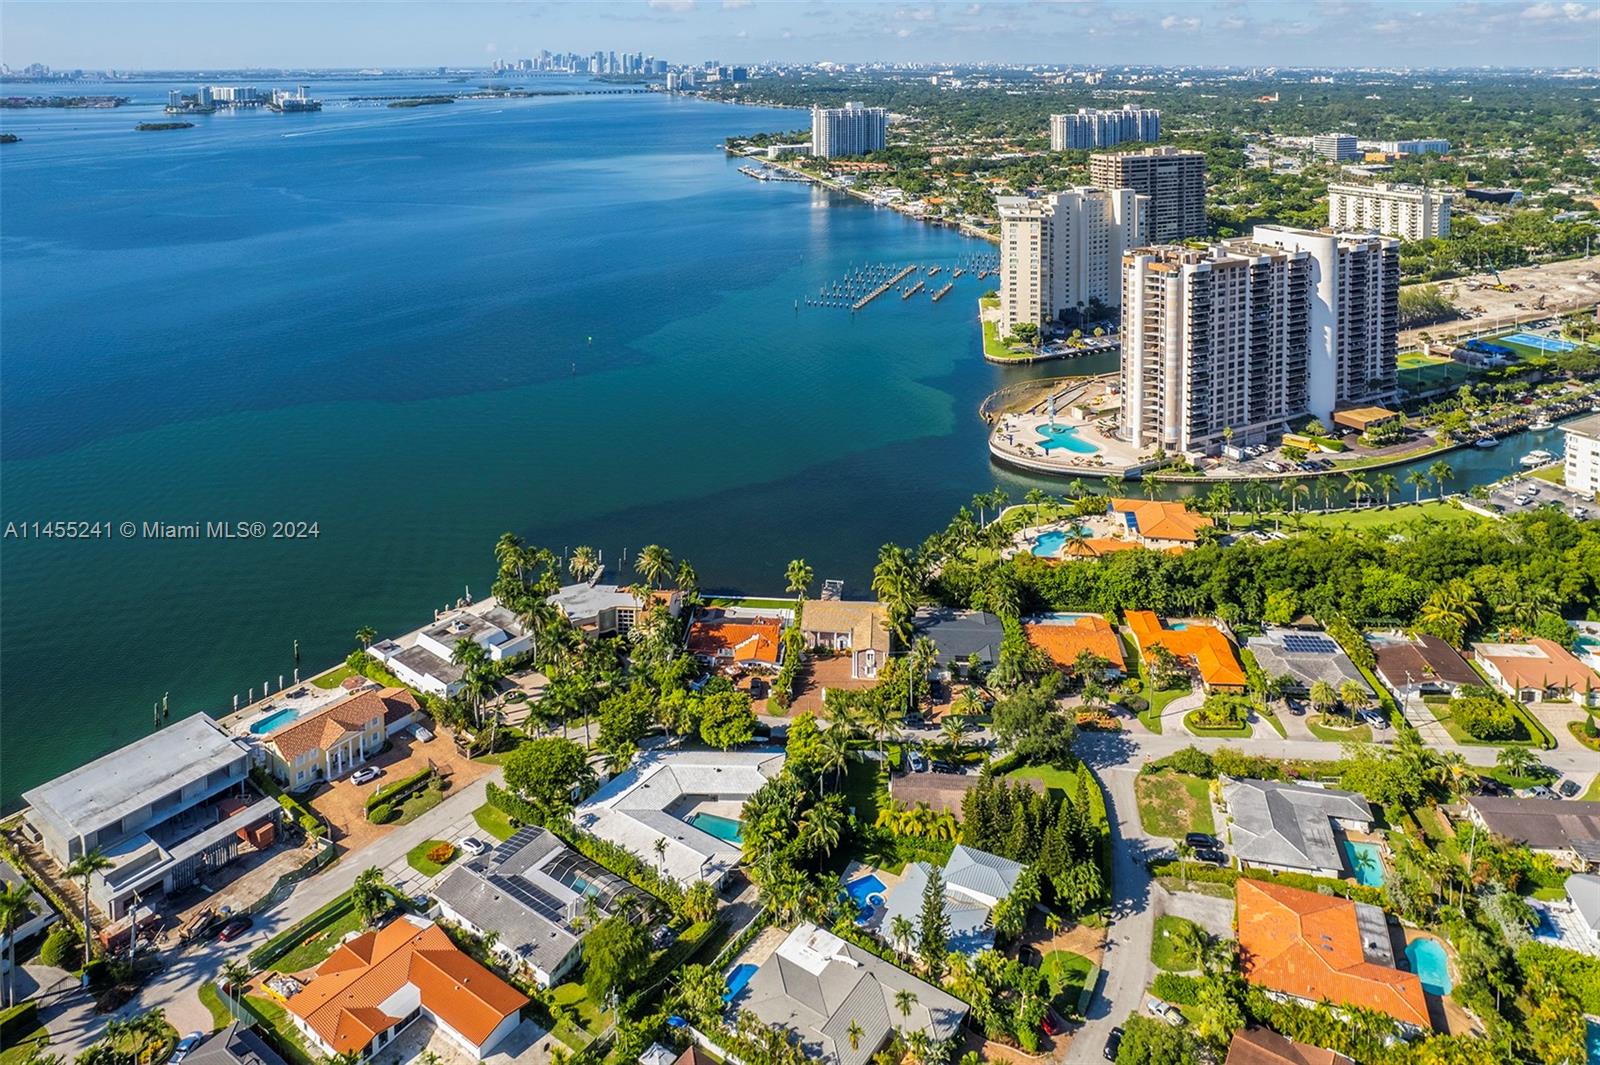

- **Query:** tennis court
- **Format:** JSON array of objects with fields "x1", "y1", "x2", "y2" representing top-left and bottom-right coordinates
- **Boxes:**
[{"x1": 1499, "y1": 331, "x2": 1579, "y2": 353}]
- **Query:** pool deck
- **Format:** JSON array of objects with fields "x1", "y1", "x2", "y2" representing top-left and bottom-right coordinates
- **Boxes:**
[{"x1": 989, "y1": 410, "x2": 1148, "y2": 479}]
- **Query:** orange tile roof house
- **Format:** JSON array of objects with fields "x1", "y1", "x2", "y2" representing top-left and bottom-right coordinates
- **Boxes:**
[
  {"x1": 285, "y1": 915, "x2": 527, "y2": 1061},
  {"x1": 263, "y1": 687, "x2": 421, "y2": 791},
  {"x1": 1225, "y1": 1028, "x2": 1353, "y2": 1065},
  {"x1": 1236, "y1": 879, "x2": 1430, "y2": 1031},
  {"x1": 1107, "y1": 498, "x2": 1213, "y2": 546},
  {"x1": 688, "y1": 616, "x2": 786, "y2": 669},
  {"x1": 1023, "y1": 615, "x2": 1127, "y2": 676},
  {"x1": 1471, "y1": 638, "x2": 1600, "y2": 707},
  {"x1": 1125, "y1": 611, "x2": 1247, "y2": 691}
]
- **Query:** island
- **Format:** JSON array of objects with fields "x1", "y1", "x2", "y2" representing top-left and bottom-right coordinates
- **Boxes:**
[
  {"x1": 0, "y1": 133, "x2": 18, "y2": 144},
  {"x1": 386, "y1": 96, "x2": 455, "y2": 108},
  {"x1": 135, "y1": 121, "x2": 194, "y2": 132}
]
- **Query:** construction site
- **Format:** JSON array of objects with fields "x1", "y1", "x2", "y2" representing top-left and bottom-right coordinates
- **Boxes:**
[{"x1": 1400, "y1": 256, "x2": 1600, "y2": 349}]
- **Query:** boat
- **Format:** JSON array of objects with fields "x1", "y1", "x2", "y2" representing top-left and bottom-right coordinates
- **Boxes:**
[
  {"x1": 1530, "y1": 417, "x2": 1555, "y2": 430},
  {"x1": 1474, "y1": 435, "x2": 1498, "y2": 449},
  {"x1": 1520, "y1": 449, "x2": 1556, "y2": 468}
]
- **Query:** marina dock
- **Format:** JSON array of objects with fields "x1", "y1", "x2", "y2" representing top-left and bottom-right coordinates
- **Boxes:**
[{"x1": 854, "y1": 264, "x2": 917, "y2": 310}]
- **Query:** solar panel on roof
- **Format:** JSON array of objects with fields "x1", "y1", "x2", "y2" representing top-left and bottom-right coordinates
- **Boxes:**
[
  {"x1": 491, "y1": 872, "x2": 572, "y2": 924},
  {"x1": 1281, "y1": 634, "x2": 1337, "y2": 654}
]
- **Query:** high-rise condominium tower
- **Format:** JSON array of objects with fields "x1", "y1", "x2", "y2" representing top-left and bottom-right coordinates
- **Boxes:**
[
  {"x1": 1049, "y1": 105, "x2": 1161, "y2": 151},
  {"x1": 1088, "y1": 147, "x2": 1206, "y2": 242},
  {"x1": 1328, "y1": 182, "x2": 1451, "y2": 240},
  {"x1": 810, "y1": 102, "x2": 888, "y2": 158},
  {"x1": 996, "y1": 187, "x2": 1150, "y2": 335}
]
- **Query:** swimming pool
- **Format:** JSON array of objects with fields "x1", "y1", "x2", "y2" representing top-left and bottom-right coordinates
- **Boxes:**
[
  {"x1": 1405, "y1": 937, "x2": 1452, "y2": 995},
  {"x1": 844, "y1": 873, "x2": 887, "y2": 915},
  {"x1": 723, "y1": 963, "x2": 757, "y2": 1003},
  {"x1": 687, "y1": 812, "x2": 744, "y2": 845},
  {"x1": 249, "y1": 707, "x2": 301, "y2": 735},
  {"x1": 1501, "y1": 331, "x2": 1578, "y2": 353},
  {"x1": 1031, "y1": 527, "x2": 1093, "y2": 557},
  {"x1": 1034, "y1": 423, "x2": 1101, "y2": 454},
  {"x1": 1587, "y1": 1018, "x2": 1600, "y2": 1065},
  {"x1": 1343, "y1": 840, "x2": 1385, "y2": 887}
]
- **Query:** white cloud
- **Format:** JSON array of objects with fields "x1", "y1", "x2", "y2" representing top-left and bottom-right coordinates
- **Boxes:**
[
  {"x1": 1160, "y1": 14, "x2": 1201, "y2": 30},
  {"x1": 647, "y1": 0, "x2": 696, "y2": 10},
  {"x1": 896, "y1": 6, "x2": 938, "y2": 20},
  {"x1": 1522, "y1": 0, "x2": 1599, "y2": 16}
]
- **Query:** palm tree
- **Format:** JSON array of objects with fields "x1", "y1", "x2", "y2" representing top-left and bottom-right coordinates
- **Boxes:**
[
  {"x1": 65, "y1": 848, "x2": 113, "y2": 969},
  {"x1": 653, "y1": 837, "x2": 667, "y2": 873},
  {"x1": 0, "y1": 882, "x2": 35, "y2": 1007},
  {"x1": 890, "y1": 914, "x2": 916, "y2": 956},
  {"x1": 1067, "y1": 478, "x2": 1089, "y2": 502},
  {"x1": 1309, "y1": 680, "x2": 1337, "y2": 722},
  {"x1": 1026, "y1": 488, "x2": 1049, "y2": 523},
  {"x1": 354, "y1": 626, "x2": 376, "y2": 650},
  {"x1": 785, "y1": 559, "x2": 814, "y2": 601},
  {"x1": 894, "y1": 988, "x2": 919, "y2": 1022},
  {"x1": 1316, "y1": 477, "x2": 1336, "y2": 512},
  {"x1": 847, "y1": 1020, "x2": 865, "y2": 1053},
  {"x1": 1419, "y1": 579, "x2": 1482, "y2": 646},
  {"x1": 221, "y1": 959, "x2": 252, "y2": 1000},
  {"x1": 1497, "y1": 746, "x2": 1540, "y2": 780},
  {"x1": 494, "y1": 532, "x2": 526, "y2": 577},
  {"x1": 1406, "y1": 470, "x2": 1431, "y2": 503},
  {"x1": 1429, "y1": 459, "x2": 1454, "y2": 500},
  {"x1": 568, "y1": 545, "x2": 600, "y2": 582},
  {"x1": 872, "y1": 544, "x2": 921, "y2": 646},
  {"x1": 351, "y1": 866, "x2": 388, "y2": 927},
  {"x1": 635, "y1": 544, "x2": 673, "y2": 589},
  {"x1": 941, "y1": 716, "x2": 964, "y2": 759},
  {"x1": 1344, "y1": 473, "x2": 1370, "y2": 509},
  {"x1": 1338, "y1": 680, "x2": 1371, "y2": 725},
  {"x1": 1376, "y1": 472, "x2": 1399, "y2": 506},
  {"x1": 1175, "y1": 842, "x2": 1194, "y2": 885},
  {"x1": 1141, "y1": 473, "x2": 1161, "y2": 501},
  {"x1": 1287, "y1": 481, "x2": 1309, "y2": 513},
  {"x1": 818, "y1": 727, "x2": 850, "y2": 790}
]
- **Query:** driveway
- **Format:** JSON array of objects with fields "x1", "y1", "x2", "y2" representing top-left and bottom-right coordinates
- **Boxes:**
[
  {"x1": 305, "y1": 731, "x2": 492, "y2": 852},
  {"x1": 1527, "y1": 700, "x2": 1587, "y2": 751}
]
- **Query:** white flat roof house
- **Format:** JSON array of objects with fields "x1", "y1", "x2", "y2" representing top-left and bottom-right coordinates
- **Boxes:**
[
  {"x1": 367, "y1": 600, "x2": 531, "y2": 698},
  {"x1": 571, "y1": 748, "x2": 784, "y2": 885}
]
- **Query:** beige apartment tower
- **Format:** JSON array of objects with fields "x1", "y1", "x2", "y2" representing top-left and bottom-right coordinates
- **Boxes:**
[
  {"x1": 1328, "y1": 182, "x2": 1451, "y2": 241},
  {"x1": 1089, "y1": 147, "x2": 1206, "y2": 242},
  {"x1": 996, "y1": 187, "x2": 1150, "y2": 335}
]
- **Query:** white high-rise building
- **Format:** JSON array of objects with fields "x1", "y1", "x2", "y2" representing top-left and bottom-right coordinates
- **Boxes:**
[
  {"x1": 1328, "y1": 182, "x2": 1451, "y2": 240},
  {"x1": 1049, "y1": 105, "x2": 1161, "y2": 151},
  {"x1": 1379, "y1": 139, "x2": 1450, "y2": 156},
  {"x1": 1119, "y1": 225, "x2": 1399, "y2": 455},
  {"x1": 811, "y1": 102, "x2": 887, "y2": 158},
  {"x1": 996, "y1": 187, "x2": 1150, "y2": 335},
  {"x1": 1562, "y1": 413, "x2": 1600, "y2": 498},
  {"x1": 1313, "y1": 133, "x2": 1361, "y2": 161}
]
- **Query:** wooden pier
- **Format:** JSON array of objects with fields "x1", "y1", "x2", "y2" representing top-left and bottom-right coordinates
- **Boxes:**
[
  {"x1": 930, "y1": 282, "x2": 954, "y2": 302},
  {"x1": 853, "y1": 265, "x2": 917, "y2": 310},
  {"x1": 902, "y1": 280, "x2": 925, "y2": 299}
]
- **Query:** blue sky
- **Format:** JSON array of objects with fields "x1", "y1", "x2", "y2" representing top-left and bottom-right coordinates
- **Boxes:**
[{"x1": 4, "y1": 1, "x2": 1598, "y2": 71}]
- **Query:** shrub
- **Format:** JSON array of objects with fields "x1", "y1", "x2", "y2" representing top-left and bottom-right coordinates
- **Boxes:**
[
  {"x1": 1122, "y1": 694, "x2": 1150, "y2": 713},
  {"x1": 1152, "y1": 972, "x2": 1201, "y2": 1006},
  {"x1": 1453, "y1": 693, "x2": 1519, "y2": 740},
  {"x1": 369, "y1": 803, "x2": 394, "y2": 824},
  {"x1": 366, "y1": 767, "x2": 434, "y2": 812},
  {"x1": 39, "y1": 923, "x2": 80, "y2": 969},
  {"x1": 1161, "y1": 746, "x2": 1216, "y2": 778},
  {"x1": 426, "y1": 842, "x2": 455, "y2": 865},
  {"x1": 1122, "y1": 677, "x2": 1143, "y2": 695},
  {"x1": 1212, "y1": 749, "x2": 1283, "y2": 781}
]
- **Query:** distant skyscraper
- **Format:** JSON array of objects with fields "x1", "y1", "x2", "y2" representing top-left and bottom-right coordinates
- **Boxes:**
[
  {"x1": 996, "y1": 187, "x2": 1149, "y2": 335},
  {"x1": 1380, "y1": 139, "x2": 1450, "y2": 156},
  {"x1": 1089, "y1": 147, "x2": 1206, "y2": 242},
  {"x1": 1313, "y1": 133, "x2": 1361, "y2": 161},
  {"x1": 1328, "y1": 182, "x2": 1451, "y2": 240},
  {"x1": 811, "y1": 102, "x2": 888, "y2": 158},
  {"x1": 1049, "y1": 105, "x2": 1160, "y2": 151}
]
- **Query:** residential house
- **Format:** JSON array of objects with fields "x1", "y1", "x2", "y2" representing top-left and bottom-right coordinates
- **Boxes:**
[
  {"x1": 688, "y1": 615, "x2": 786, "y2": 671},
  {"x1": 1236, "y1": 879, "x2": 1430, "y2": 1031},
  {"x1": 1023, "y1": 614, "x2": 1126, "y2": 677},
  {"x1": 1125, "y1": 611, "x2": 1248, "y2": 692},
  {"x1": 876, "y1": 845, "x2": 1025, "y2": 955},
  {"x1": 286, "y1": 916, "x2": 526, "y2": 1060},
  {"x1": 1369, "y1": 633, "x2": 1480, "y2": 699},
  {"x1": 1246, "y1": 627, "x2": 1371, "y2": 697},
  {"x1": 799, "y1": 600, "x2": 891, "y2": 681},
  {"x1": 21, "y1": 715, "x2": 277, "y2": 919},
  {"x1": 1223, "y1": 778, "x2": 1375, "y2": 878},
  {"x1": 1225, "y1": 1028, "x2": 1353, "y2": 1065},
  {"x1": 572, "y1": 748, "x2": 785, "y2": 886},
  {"x1": 1465, "y1": 796, "x2": 1600, "y2": 869},
  {"x1": 0, "y1": 856, "x2": 56, "y2": 964},
  {"x1": 184, "y1": 1024, "x2": 289, "y2": 1065},
  {"x1": 1107, "y1": 498, "x2": 1213, "y2": 548},
  {"x1": 1559, "y1": 874, "x2": 1600, "y2": 954},
  {"x1": 911, "y1": 608, "x2": 1005, "y2": 678},
  {"x1": 731, "y1": 923, "x2": 968, "y2": 1065},
  {"x1": 262, "y1": 687, "x2": 421, "y2": 791},
  {"x1": 548, "y1": 581, "x2": 681, "y2": 639},
  {"x1": 366, "y1": 601, "x2": 533, "y2": 698},
  {"x1": 433, "y1": 826, "x2": 642, "y2": 987},
  {"x1": 1472, "y1": 638, "x2": 1600, "y2": 706}
]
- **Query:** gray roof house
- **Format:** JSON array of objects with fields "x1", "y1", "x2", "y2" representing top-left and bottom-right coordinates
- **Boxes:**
[
  {"x1": 433, "y1": 826, "x2": 641, "y2": 987},
  {"x1": 876, "y1": 846, "x2": 1025, "y2": 955},
  {"x1": 184, "y1": 1025, "x2": 289, "y2": 1065},
  {"x1": 1566, "y1": 874, "x2": 1600, "y2": 941},
  {"x1": 1466, "y1": 796, "x2": 1600, "y2": 868},
  {"x1": 733, "y1": 923, "x2": 968, "y2": 1065},
  {"x1": 1245, "y1": 627, "x2": 1371, "y2": 697},
  {"x1": 911, "y1": 609, "x2": 1004, "y2": 671},
  {"x1": 1223, "y1": 778, "x2": 1375, "y2": 878}
]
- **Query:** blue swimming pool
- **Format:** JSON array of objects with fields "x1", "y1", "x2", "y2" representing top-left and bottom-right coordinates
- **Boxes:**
[
  {"x1": 844, "y1": 873, "x2": 887, "y2": 913},
  {"x1": 1587, "y1": 1018, "x2": 1600, "y2": 1065},
  {"x1": 1031, "y1": 527, "x2": 1093, "y2": 557},
  {"x1": 1532, "y1": 905, "x2": 1559, "y2": 939},
  {"x1": 723, "y1": 963, "x2": 757, "y2": 1003},
  {"x1": 1502, "y1": 331, "x2": 1579, "y2": 353},
  {"x1": 1343, "y1": 840, "x2": 1385, "y2": 887},
  {"x1": 688, "y1": 812, "x2": 744, "y2": 845},
  {"x1": 1035, "y1": 423, "x2": 1101, "y2": 454},
  {"x1": 249, "y1": 707, "x2": 300, "y2": 735},
  {"x1": 1405, "y1": 937, "x2": 1452, "y2": 995}
]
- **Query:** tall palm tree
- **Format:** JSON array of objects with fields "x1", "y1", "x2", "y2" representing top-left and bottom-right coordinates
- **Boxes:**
[
  {"x1": 1429, "y1": 460, "x2": 1454, "y2": 500},
  {"x1": 941, "y1": 716, "x2": 964, "y2": 758},
  {"x1": 1025, "y1": 488, "x2": 1049, "y2": 523},
  {"x1": 1344, "y1": 473, "x2": 1370, "y2": 509},
  {"x1": 785, "y1": 559, "x2": 814, "y2": 601},
  {"x1": 354, "y1": 626, "x2": 376, "y2": 650},
  {"x1": 1406, "y1": 470, "x2": 1431, "y2": 503},
  {"x1": 894, "y1": 988, "x2": 919, "y2": 1022},
  {"x1": 818, "y1": 727, "x2": 850, "y2": 790},
  {"x1": 1067, "y1": 478, "x2": 1089, "y2": 502},
  {"x1": 635, "y1": 544, "x2": 674, "y2": 589},
  {"x1": 872, "y1": 544, "x2": 921, "y2": 646},
  {"x1": 65, "y1": 848, "x2": 113, "y2": 969},
  {"x1": 1376, "y1": 472, "x2": 1399, "y2": 506},
  {"x1": 674, "y1": 559, "x2": 699, "y2": 599},
  {"x1": 494, "y1": 532, "x2": 526, "y2": 578},
  {"x1": 1141, "y1": 473, "x2": 1161, "y2": 501},
  {"x1": 0, "y1": 882, "x2": 35, "y2": 1007},
  {"x1": 568, "y1": 545, "x2": 600, "y2": 583},
  {"x1": 1287, "y1": 481, "x2": 1309, "y2": 513}
]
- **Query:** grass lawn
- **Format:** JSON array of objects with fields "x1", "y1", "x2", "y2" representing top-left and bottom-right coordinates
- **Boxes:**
[
  {"x1": 406, "y1": 839, "x2": 457, "y2": 877},
  {"x1": 270, "y1": 902, "x2": 366, "y2": 974},
  {"x1": 1529, "y1": 464, "x2": 1566, "y2": 485},
  {"x1": 1040, "y1": 949, "x2": 1095, "y2": 1009},
  {"x1": 1134, "y1": 771, "x2": 1213, "y2": 839},
  {"x1": 198, "y1": 982, "x2": 234, "y2": 1031},
  {"x1": 473, "y1": 801, "x2": 519, "y2": 842},
  {"x1": 1307, "y1": 715, "x2": 1372, "y2": 743},
  {"x1": 983, "y1": 318, "x2": 1032, "y2": 360},
  {"x1": 1423, "y1": 695, "x2": 1543, "y2": 748},
  {"x1": 393, "y1": 784, "x2": 447, "y2": 825},
  {"x1": 311, "y1": 665, "x2": 357, "y2": 690},
  {"x1": 1291, "y1": 500, "x2": 1480, "y2": 531},
  {"x1": 244, "y1": 996, "x2": 315, "y2": 1065},
  {"x1": 0, "y1": 1022, "x2": 50, "y2": 1065},
  {"x1": 704, "y1": 596, "x2": 795, "y2": 610},
  {"x1": 548, "y1": 981, "x2": 611, "y2": 1049},
  {"x1": 1584, "y1": 776, "x2": 1600, "y2": 802},
  {"x1": 1183, "y1": 711, "x2": 1252, "y2": 739},
  {"x1": 1150, "y1": 915, "x2": 1205, "y2": 972}
]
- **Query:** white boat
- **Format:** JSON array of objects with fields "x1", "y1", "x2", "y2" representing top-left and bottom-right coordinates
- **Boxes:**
[
  {"x1": 1474, "y1": 435, "x2": 1498, "y2": 449},
  {"x1": 1520, "y1": 449, "x2": 1555, "y2": 468},
  {"x1": 1530, "y1": 417, "x2": 1555, "y2": 431}
]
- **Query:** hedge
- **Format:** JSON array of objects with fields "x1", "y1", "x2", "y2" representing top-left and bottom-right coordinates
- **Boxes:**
[
  {"x1": 1147, "y1": 860, "x2": 1387, "y2": 908},
  {"x1": 252, "y1": 768, "x2": 325, "y2": 840},
  {"x1": 622, "y1": 918, "x2": 722, "y2": 1015},
  {"x1": 1152, "y1": 972, "x2": 1201, "y2": 1006},
  {"x1": 0, "y1": 1001, "x2": 39, "y2": 1044},
  {"x1": 366, "y1": 767, "x2": 435, "y2": 813}
]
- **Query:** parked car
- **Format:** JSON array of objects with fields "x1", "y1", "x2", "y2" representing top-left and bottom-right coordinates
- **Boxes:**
[
  {"x1": 1559, "y1": 780, "x2": 1582, "y2": 798},
  {"x1": 216, "y1": 916, "x2": 253, "y2": 942},
  {"x1": 459, "y1": 836, "x2": 490, "y2": 857},
  {"x1": 930, "y1": 761, "x2": 962, "y2": 775},
  {"x1": 351, "y1": 766, "x2": 383, "y2": 786},
  {"x1": 1184, "y1": 832, "x2": 1219, "y2": 850},
  {"x1": 169, "y1": 1033, "x2": 206, "y2": 1065},
  {"x1": 1192, "y1": 848, "x2": 1227, "y2": 866},
  {"x1": 1103, "y1": 1027, "x2": 1123, "y2": 1061},
  {"x1": 1145, "y1": 997, "x2": 1185, "y2": 1027},
  {"x1": 1360, "y1": 711, "x2": 1388, "y2": 730},
  {"x1": 907, "y1": 751, "x2": 929, "y2": 773},
  {"x1": 1527, "y1": 785, "x2": 1559, "y2": 800}
]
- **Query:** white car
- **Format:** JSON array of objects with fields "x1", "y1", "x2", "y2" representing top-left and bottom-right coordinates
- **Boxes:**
[
  {"x1": 459, "y1": 837, "x2": 490, "y2": 857},
  {"x1": 350, "y1": 766, "x2": 383, "y2": 786},
  {"x1": 169, "y1": 1033, "x2": 206, "y2": 1065}
]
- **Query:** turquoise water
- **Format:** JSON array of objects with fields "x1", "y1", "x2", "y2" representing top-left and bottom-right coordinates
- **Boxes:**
[
  {"x1": 723, "y1": 962, "x2": 757, "y2": 1003},
  {"x1": 845, "y1": 873, "x2": 886, "y2": 907},
  {"x1": 1035, "y1": 423, "x2": 1100, "y2": 454},
  {"x1": 1502, "y1": 332, "x2": 1578, "y2": 353},
  {"x1": 1031, "y1": 527, "x2": 1093, "y2": 556},
  {"x1": 1343, "y1": 840, "x2": 1386, "y2": 887},
  {"x1": 1405, "y1": 938, "x2": 1452, "y2": 995},
  {"x1": 688, "y1": 812, "x2": 744, "y2": 844},
  {"x1": 1588, "y1": 1019, "x2": 1600, "y2": 1065},
  {"x1": 248, "y1": 707, "x2": 301, "y2": 735}
]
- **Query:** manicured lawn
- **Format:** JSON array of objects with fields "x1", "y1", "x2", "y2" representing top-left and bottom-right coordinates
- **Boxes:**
[
  {"x1": 1529, "y1": 464, "x2": 1565, "y2": 485},
  {"x1": 393, "y1": 783, "x2": 447, "y2": 825},
  {"x1": 548, "y1": 981, "x2": 611, "y2": 1049},
  {"x1": 244, "y1": 996, "x2": 316, "y2": 1065},
  {"x1": 1134, "y1": 771, "x2": 1213, "y2": 839},
  {"x1": 270, "y1": 902, "x2": 365, "y2": 974},
  {"x1": 311, "y1": 665, "x2": 357, "y2": 690},
  {"x1": 1183, "y1": 711, "x2": 1252, "y2": 739},
  {"x1": 1307, "y1": 715, "x2": 1372, "y2": 743},
  {"x1": 1423, "y1": 694, "x2": 1544, "y2": 748},
  {"x1": 1584, "y1": 775, "x2": 1600, "y2": 802},
  {"x1": 473, "y1": 801, "x2": 519, "y2": 842},
  {"x1": 704, "y1": 596, "x2": 796, "y2": 610},
  {"x1": 1041, "y1": 949, "x2": 1095, "y2": 1009},
  {"x1": 1150, "y1": 915, "x2": 1205, "y2": 972},
  {"x1": 0, "y1": 1022, "x2": 50, "y2": 1065},
  {"x1": 1292, "y1": 500, "x2": 1480, "y2": 531},
  {"x1": 198, "y1": 982, "x2": 234, "y2": 1031},
  {"x1": 406, "y1": 839, "x2": 457, "y2": 877},
  {"x1": 983, "y1": 318, "x2": 1032, "y2": 360}
]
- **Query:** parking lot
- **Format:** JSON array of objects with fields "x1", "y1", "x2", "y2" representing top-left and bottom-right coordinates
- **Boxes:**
[{"x1": 1482, "y1": 474, "x2": 1593, "y2": 519}]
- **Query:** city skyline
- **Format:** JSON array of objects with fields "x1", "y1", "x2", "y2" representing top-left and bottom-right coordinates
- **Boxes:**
[{"x1": 3, "y1": 0, "x2": 1599, "y2": 73}]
